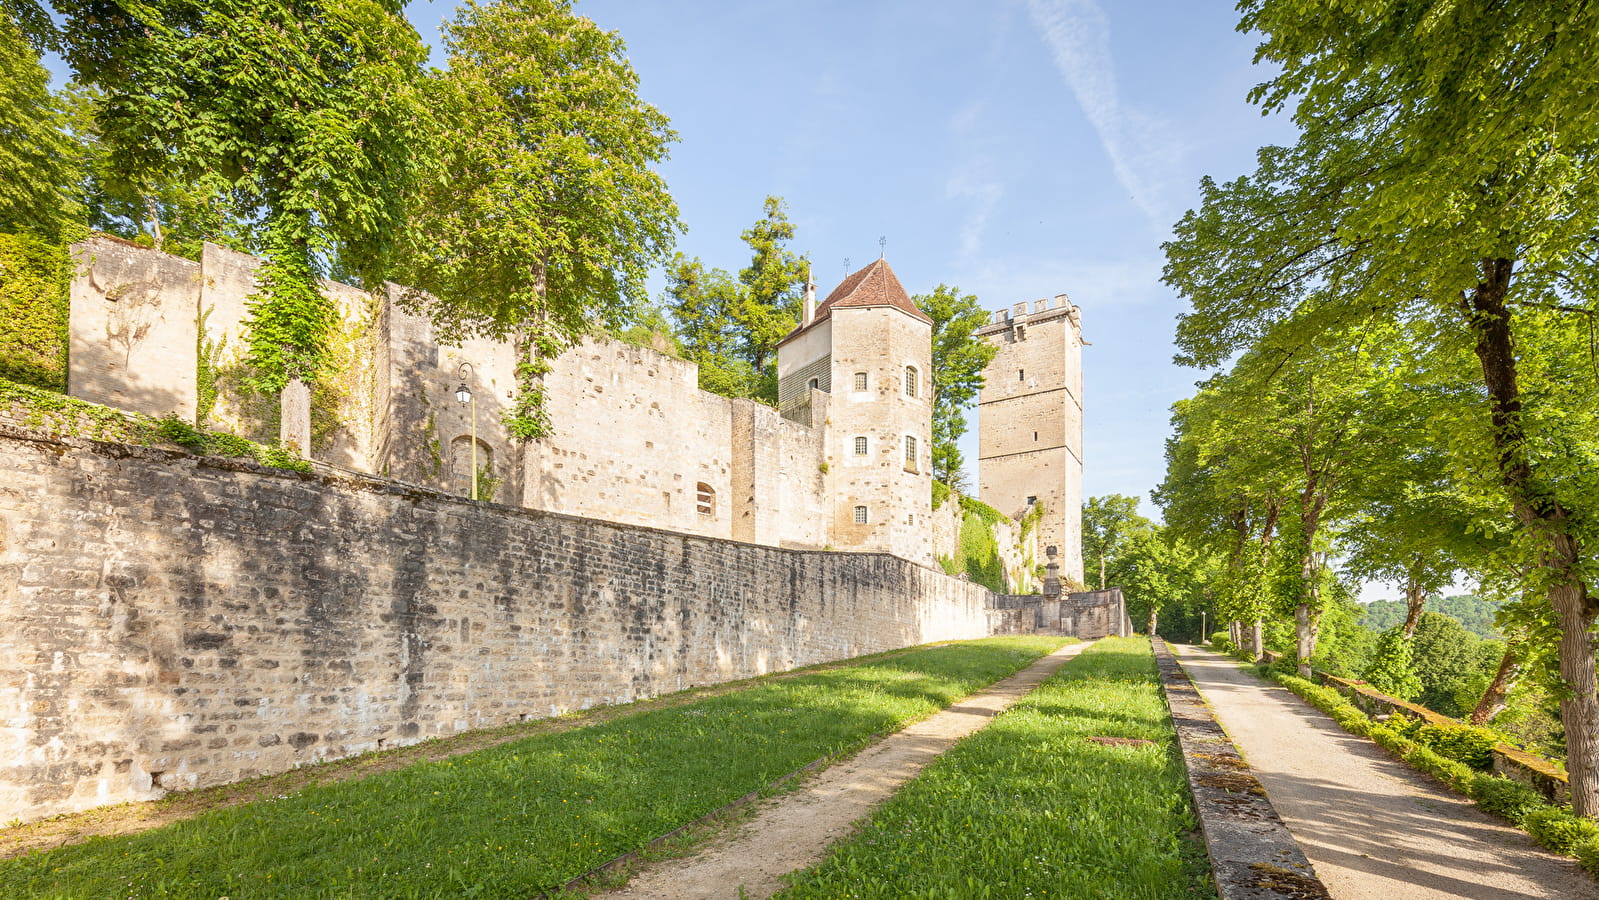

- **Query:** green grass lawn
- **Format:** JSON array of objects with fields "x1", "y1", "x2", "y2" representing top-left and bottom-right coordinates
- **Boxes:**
[
  {"x1": 0, "y1": 635, "x2": 1068, "y2": 899},
  {"x1": 776, "y1": 637, "x2": 1217, "y2": 900}
]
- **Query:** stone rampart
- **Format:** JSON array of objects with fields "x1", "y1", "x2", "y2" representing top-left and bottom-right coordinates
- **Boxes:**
[{"x1": 0, "y1": 425, "x2": 1001, "y2": 825}]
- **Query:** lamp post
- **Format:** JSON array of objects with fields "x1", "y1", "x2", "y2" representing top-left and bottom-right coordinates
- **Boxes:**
[{"x1": 455, "y1": 362, "x2": 477, "y2": 501}]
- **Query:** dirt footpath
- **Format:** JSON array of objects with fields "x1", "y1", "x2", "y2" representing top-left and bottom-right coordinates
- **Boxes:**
[
  {"x1": 1173, "y1": 643, "x2": 1597, "y2": 900},
  {"x1": 597, "y1": 640, "x2": 1092, "y2": 900}
]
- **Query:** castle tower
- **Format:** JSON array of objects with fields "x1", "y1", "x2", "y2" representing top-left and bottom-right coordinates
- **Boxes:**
[
  {"x1": 975, "y1": 295, "x2": 1085, "y2": 584},
  {"x1": 776, "y1": 259, "x2": 934, "y2": 563}
]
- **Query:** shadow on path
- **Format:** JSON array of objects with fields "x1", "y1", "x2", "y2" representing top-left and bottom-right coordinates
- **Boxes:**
[{"x1": 1172, "y1": 643, "x2": 1597, "y2": 900}]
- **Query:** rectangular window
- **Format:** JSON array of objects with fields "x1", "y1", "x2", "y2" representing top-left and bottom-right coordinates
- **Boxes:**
[
  {"x1": 1018, "y1": 369, "x2": 1025, "y2": 381},
  {"x1": 854, "y1": 436, "x2": 868, "y2": 456},
  {"x1": 853, "y1": 505, "x2": 868, "y2": 524},
  {"x1": 904, "y1": 435, "x2": 917, "y2": 470},
  {"x1": 854, "y1": 372, "x2": 867, "y2": 391},
  {"x1": 904, "y1": 366, "x2": 918, "y2": 398}
]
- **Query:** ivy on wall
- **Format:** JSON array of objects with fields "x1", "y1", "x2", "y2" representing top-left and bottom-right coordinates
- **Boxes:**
[{"x1": 0, "y1": 232, "x2": 73, "y2": 390}]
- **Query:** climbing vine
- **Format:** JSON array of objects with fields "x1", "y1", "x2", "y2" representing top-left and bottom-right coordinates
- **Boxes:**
[{"x1": 0, "y1": 231, "x2": 74, "y2": 391}]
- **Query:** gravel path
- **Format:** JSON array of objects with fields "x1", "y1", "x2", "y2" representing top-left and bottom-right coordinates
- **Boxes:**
[
  {"x1": 596, "y1": 640, "x2": 1092, "y2": 900},
  {"x1": 1173, "y1": 642, "x2": 1598, "y2": 900}
]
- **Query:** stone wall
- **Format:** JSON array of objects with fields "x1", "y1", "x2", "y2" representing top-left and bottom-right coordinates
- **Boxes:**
[{"x1": 0, "y1": 425, "x2": 1001, "y2": 825}]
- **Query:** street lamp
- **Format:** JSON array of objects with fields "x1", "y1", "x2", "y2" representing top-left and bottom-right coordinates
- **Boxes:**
[{"x1": 456, "y1": 362, "x2": 477, "y2": 501}]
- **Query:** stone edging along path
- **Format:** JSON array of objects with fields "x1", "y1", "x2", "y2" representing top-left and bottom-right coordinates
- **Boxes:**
[
  {"x1": 1152, "y1": 638, "x2": 1333, "y2": 900},
  {"x1": 588, "y1": 639, "x2": 1095, "y2": 900}
]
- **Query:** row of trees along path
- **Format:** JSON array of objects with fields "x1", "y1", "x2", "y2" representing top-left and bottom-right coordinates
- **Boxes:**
[{"x1": 1175, "y1": 643, "x2": 1595, "y2": 899}]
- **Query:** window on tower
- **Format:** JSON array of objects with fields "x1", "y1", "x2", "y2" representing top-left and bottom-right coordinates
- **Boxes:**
[
  {"x1": 696, "y1": 482, "x2": 715, "y2": 516},
  {"x1": 854, "y1": 436, "x2": 868, "y2": 456},
  {"x1": 854, "y1": 505, "x2": 868, "y2": 524},
  {"x1": 904, "y1": 366, "x2": 918, "y2": 398},
  {"x1": 854, "y1": 372, "x2": 867, "y2": 391},
  {"x1": 904, "y1": 435, "x2": 917, "y2": 471}
]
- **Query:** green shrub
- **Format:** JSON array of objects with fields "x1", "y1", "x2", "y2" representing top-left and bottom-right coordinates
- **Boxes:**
[
  {"x1": 957, "y1": 493, "x2": 1007, "y2": 526},
  {"x1": 1361, "y1": 627, "x2": 1422, "y2": 701},
  {"x1": 954, "y1": 512, "x2": 1007, "y2": 593},
  {"x1": 931, "y1": 479, "x2": 950, "y2": 510},
  {"x1": 1413, "y1": 723, "x2": 1498, "y2": 771},
  {"x1": 1522, "y1": 808, "x2": 1599, "y2": 854},
  {"x1": 1574, "y1": 835, "x2": 1599, "y2": 878},
  {"x1": 1209, "y1": 630, "x2": 1231, "y2": 650},
  {"x1": 1468, "y1": 773, "x2": 1547, "y2": 823},
  {"x1": 154, "y1": 414, "x2": 210, "y2": 453}
]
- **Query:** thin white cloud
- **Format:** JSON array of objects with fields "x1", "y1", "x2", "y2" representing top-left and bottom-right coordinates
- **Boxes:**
[
  {"x1": 1026, "y1": 0, "x2": 1184, "y2": 227},
  {"x1": 945, "y1": 167, "x2": 1004, "y2": 258}
]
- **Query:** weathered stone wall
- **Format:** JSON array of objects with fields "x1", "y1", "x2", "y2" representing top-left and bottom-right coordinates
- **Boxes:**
[
  {"x1": 68, "y1": 237, "x2": 200, "y2": 421},
  {"x1": 929, "y1": 496, "x2": 1039, "y2": 593},
  {"x1": 0, "y1": 425, "x2": 999, "y2": 825}
]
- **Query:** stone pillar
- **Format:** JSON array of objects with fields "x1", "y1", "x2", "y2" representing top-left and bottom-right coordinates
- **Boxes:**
[
  {"x1": 280, "y1": 378, "x2": 311, "y2": 456},
  {"x1": 1043, "y1": 545, "x2": 1061, "y2": 599}
]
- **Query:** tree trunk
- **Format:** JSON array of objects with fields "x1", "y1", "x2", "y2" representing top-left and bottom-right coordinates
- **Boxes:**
[
  {"x1": 1099, "y1": 554, "x2": 1107, "y2": 592},
  {"x1": 1251, "y1": 618, "x2": 1264, "y2": 662},
  {"x1": 1402, "y1": 574, "x2": 1425, "y2": 638},
  {"x1": 1466, "y1": 256, "x2": 1599, "y2": 816},
  {"x1": 1470, "y1": 644, "x2": 1521, "y2": 725},
  {"x1": 1148, "y1": 607, "x2": 1158, "y2": 636},
  {"x1": 1230, "y1": 620, "x2": 1241, "y2": 648},
  {"x1": 1294, "y1": 603, "x2": 1317, "y2": 679}
]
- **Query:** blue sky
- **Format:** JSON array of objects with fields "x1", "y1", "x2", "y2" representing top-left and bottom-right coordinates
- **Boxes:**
[{"x1": 414, "y1": 0, "x2": 1301, "y2": 513}]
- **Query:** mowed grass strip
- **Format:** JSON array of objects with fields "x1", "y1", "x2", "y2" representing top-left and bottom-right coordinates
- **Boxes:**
[
  {"x1": 0, "y1": 635, "x2": 1069, "y2": 900},
  {"x1": 776, "y1": 637, "x2": 1217, "y2": 900}
]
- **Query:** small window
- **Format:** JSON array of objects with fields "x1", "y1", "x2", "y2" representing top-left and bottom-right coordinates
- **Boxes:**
[
  {"x1": 907, "y1": 513, "x2": 915, "y2": 525},
  {"x1": 854, "y1": 436, "x2": 868, "y2": 456},
  {"x1": 904, "y1": 435, "x2": 917, "y2": 469},
  {"x1": 853, "y1": 505, "x2": 869, "y2": 524},
  {"x1": 1027, "y1": 495, "x2": 1037, "y2": 505},
  {"x1": 807, "y1": 377, "x2": 819, "y2": 391},
  {"x1": 696, "y1": 482, "x2": 715, "y2": 516},
  {"x1": 1034, "y1": 431, "x2": 1039, "y2": 441},
  {"x1": 904, "y1": 366, "x2": 918, "y2": 398},
  {"x1": 1018, "y1": 369, "x2": 1025, "y2": 381},
  {"x1": 854, "y1": 371, "x2": 867, "y2": 391}
]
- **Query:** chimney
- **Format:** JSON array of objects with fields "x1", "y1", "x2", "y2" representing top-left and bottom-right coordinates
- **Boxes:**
[{"x1": 802, "y1": 272, "x2": 816, "y2": 327}]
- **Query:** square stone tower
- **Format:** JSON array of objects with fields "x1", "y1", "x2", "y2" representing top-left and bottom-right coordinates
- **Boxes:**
[
  {"x1": 777, "y1": 259, "x2": 934, "y2": 564},
  {"x1": 975, "y1": 295, "x2": 1084, "y2": 584}
]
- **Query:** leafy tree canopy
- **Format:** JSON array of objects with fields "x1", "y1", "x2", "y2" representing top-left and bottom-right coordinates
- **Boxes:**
[
  {"x1": 396, "y1": 0, "x2": 681, "y2": 436},
  {"x1": 0, "y1": 8, "x2": 80, "y2": 239},
  {"x1": 917, "y1": 284, "x2": 997, "y2": 489}
]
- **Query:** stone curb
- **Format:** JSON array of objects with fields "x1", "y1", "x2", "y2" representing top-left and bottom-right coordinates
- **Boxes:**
[{"x1": 1153, "y1": 638, "x2": 1332, "y2": 900}]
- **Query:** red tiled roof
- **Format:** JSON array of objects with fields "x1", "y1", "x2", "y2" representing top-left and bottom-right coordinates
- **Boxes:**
[{"x1": 782, "y1": 259, "x2": 931, "y2": 344}]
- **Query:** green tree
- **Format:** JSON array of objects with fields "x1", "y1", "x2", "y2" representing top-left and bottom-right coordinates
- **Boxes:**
[
  {"x1": 1165, "y1": 1, "x2": 1599, "y2": 814},
  {"x1": 0, "y1": 8, "x2": 79, "y2": 239},
  {"x1": 1363, "y1": 627, "x2": 1423, "y2": 702},
  {"x1": 665, "y1": 197, "x2": 804, "y2": 404},
  {"x1": 1081, "y1": 494, "x2": 1154, "y2": 591},
  {"x1": 397, "y1": 0, "x2": 680, "y2": 438},
  {"x1": 917, "y1": 284, "x2": 998, "y2": 488},
  {"x1": 663, "y1": 255, "x2": 751, "y2": 397},
  {"x1": 734, "y1": 197, "x2": 808, "y2": 401},
  {"x1": 57, "y1": 0, "x2": 430, "y2": 396}
]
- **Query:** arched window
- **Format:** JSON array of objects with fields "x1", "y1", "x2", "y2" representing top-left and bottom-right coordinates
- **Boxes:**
[
  {"x1": 808, "y1": 377, "x2": 820, "y2": 391},
  {"x1": 904, "y1": 365, "x2": 918, "y2": 398},
  {"x1": 854, "y1": 371, "x2": 868, "y2": 391},
  {"x1": 696, "y1": 482, "x2": 715, "y2": 516},
  {"x1": 904, "y1": 435, "x2": 917, "y2": 470},
  {"x1": 854, "y1": 436, "x2": 868, "y2": 456},
  {"x1": 853, "y1": 505, "x2": 869, "y2": 524}
]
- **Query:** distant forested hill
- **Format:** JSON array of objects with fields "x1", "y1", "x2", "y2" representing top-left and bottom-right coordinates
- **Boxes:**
[{"x1": 1360, "y1": 595, "x2": 1501, "y2": 639}]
